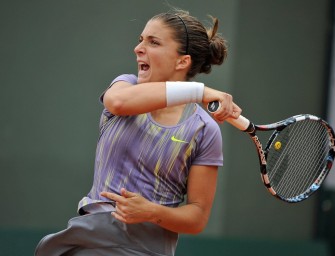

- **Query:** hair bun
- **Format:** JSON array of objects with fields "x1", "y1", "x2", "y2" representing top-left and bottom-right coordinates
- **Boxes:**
[
  {"x1": 199, "y1": 17, "x2": 228, "y2": 74},
  {"x1": 207, "y1": 17, "x2": 228, "y2": 65}
]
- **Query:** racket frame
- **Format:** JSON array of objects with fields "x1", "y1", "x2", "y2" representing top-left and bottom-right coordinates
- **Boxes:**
[{"x1": 208, "y1": 101, "x2": 335, "y2": 203}]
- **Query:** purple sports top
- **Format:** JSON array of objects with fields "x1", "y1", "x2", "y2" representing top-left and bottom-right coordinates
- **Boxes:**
[{"x1": 78, "y1": 74, "x2": 223, "y2": 212}]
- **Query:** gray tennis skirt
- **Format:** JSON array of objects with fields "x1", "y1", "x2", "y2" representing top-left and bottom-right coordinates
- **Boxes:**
[{"x1": 35, "y1": 211, "x2": 178, "y2": 256}]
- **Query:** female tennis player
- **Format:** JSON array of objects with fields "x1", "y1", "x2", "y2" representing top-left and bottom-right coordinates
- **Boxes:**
[{"x1": 35, "y1": 8, "x2": 241, "y2": 256}]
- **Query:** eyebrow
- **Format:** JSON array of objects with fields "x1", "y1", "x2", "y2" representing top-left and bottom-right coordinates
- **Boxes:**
[{"x1": 140, "y1": 35, "x2": 163, "y2": 41}]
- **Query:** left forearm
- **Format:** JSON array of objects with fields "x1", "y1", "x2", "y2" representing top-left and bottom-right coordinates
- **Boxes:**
[{"x1": 149, "y1": 202, "x2": 209, "y2": 234}]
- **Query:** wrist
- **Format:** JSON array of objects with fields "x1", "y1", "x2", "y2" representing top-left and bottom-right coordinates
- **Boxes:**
[
  {"x1": 148, "y1": 202, "x2": 162, "y2": 225},
  {"x1": 166, "y1": 81, "x2": 204, "y2": 107}
]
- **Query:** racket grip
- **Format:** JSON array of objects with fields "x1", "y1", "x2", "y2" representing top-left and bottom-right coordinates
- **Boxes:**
[
  {"x1": 226, "y1": 116, "x2": 250, "y2": 131},
  {"x1": 207, "y1": 101, "x2": 250, "y2": 131}
]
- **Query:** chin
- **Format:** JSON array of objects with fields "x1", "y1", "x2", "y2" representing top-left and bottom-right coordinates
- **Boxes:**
[
  {"x1": 137, "y1": 76, "x2": 153, "y2": 84},
  {"x1": 137, "y1": 77, "x2": 147, "y2": 84}
]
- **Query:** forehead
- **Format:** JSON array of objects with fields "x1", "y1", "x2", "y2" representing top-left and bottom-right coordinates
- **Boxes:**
[{"x1": 141, "y1": 19, "x2": 175, "y2": 39}]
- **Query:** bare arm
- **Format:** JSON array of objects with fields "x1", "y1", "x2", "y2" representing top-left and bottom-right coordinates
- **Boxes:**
[
  {"x1": 102, "y1": 80, "x2": 167, "y2": 116},
  {"x1": 102, "y1": 80, "x2": 241, "y2": 121},
  {"x1": 101, "y1": 165, "x2": 218, "y2": 234}
]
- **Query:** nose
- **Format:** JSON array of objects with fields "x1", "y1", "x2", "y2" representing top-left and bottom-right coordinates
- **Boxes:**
[{"x1": 134, "y1": 41, "x2": 145, "y2": 55}]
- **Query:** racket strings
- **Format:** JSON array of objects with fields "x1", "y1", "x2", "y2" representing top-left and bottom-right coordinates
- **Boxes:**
[
  {"x1": 275, "y1": 122, "x2": 329, "y2": 196},
  {"x1": 276, "y1": 123, "x2": 328, "y2": 196},
  {"x1": 271, "y1": 132, "x2": 327, "y2": 197},
  {"x1": 277, "y1": 137, "x2": 327, "y2": 197},
  {"x1": 278, "y1": 122, "x2": 327, "y2": 191},
  {"x1": 266, "y1": 120, "x2": 330, "y2": 199}
]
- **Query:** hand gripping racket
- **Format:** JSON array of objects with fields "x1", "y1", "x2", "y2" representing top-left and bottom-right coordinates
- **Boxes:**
[{"x1": 207, "y1": 101, "x2": 335, "y2": 203}]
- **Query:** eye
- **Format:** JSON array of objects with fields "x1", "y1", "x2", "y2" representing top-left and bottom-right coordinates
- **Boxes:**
[
  {"x1": 138, "y1": 36, "x2": 143, "y2": 43},
  {"x1": 150, "y1": 39, "x2": 160, "y2": 46}
]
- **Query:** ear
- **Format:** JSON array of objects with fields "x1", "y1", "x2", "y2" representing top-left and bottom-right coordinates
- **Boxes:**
[{"x1": 175, "y1": 55, "x2": 191, "y2": 71}]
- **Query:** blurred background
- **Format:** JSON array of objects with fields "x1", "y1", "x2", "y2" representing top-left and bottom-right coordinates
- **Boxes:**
[{"x1": 1, "y1": 0, "x2": 335, "y2": 255}]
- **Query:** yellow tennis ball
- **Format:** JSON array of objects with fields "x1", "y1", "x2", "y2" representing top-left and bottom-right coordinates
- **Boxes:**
[{"x1": 274, "y1": 141, "x2": 282, "y2": 150}]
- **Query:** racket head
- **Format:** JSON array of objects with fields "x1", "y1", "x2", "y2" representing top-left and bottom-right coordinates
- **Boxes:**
[{"x1": 257, "y1": 114, "x2": 335, "y2": 203}]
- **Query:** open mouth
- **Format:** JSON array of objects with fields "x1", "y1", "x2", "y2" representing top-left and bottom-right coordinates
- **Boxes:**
[{"x1": 140, "y1": 63, "x2": 150, "y2": 71}]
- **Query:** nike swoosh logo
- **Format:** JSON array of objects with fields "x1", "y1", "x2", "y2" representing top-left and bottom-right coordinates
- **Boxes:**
[{"x1": 171, "y1": 136, "x2": 188, "y2": 143}]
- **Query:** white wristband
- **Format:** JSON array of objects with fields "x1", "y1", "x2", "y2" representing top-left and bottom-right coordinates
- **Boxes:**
[{"x1": 166, "y1": 81, "x2": 204, "y2": 107}]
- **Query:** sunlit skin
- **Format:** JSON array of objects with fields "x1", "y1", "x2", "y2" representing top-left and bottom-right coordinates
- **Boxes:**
[
  {"x1": 103, "y1": 19, "x2": 241, "y2": 121},
  {"x1": 135, "y1": 19, "x2": 191, "y2": 84}
]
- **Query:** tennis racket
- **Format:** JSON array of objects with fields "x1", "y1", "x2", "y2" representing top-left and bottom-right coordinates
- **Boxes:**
[{"x1": 207, "y1": 101, "x2": 335, "y2": 203}]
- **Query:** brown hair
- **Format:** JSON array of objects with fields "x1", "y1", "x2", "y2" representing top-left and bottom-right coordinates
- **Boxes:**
[{"x1": 150, "y1": 9, "x2": 228, "y2": 80}]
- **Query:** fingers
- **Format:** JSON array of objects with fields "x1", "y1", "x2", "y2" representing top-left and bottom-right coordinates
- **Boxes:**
[
  {"x1": 101, "y1": 190, "x2": 129, "y2": 222},
  {"x1": 101, "y1": 189, "x2": 150, "y2": 224},
  {"x1": 212, "y1": 99, "x2": 242, "y2": 123},
  {"x1": 101, "y1": 188, "x2": 135, "y2": 201},
  {"x1": 203, "y1": 87, "x2": 242, "y2": 122},
  {"x1": 120, "y1": 188, "x2": 137, "y2": 198},
  {"x1": 112, "y1": 204, "x2": 125, "y2": 219},
  {"x1": 100, "y1": 191, "x2": 122, "y2": 202},
  {"x1": 232, "y1": 103, "x2": 242, "y2": 119},
  {"x1": 111, "y1": 211, "x2": 124, "y2": 222},
  {"x1": 101, "y1": 189, "x2": 137, "y2": 221},
  {"x1": 213, "y1": 96, "x2": 240, "y2": 119}
]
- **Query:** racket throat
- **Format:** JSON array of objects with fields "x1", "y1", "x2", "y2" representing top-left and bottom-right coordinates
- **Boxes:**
[
  {"x1": 245, "y1": 122, "x2": 256, "y2": 133},
  {"x1": 250, "y1": 134, "x2": 267, "y2": 166}
]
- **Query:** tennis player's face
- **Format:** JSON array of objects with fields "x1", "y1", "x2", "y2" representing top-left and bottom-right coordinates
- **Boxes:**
[{"x1": 134, "y1": 19, "x2": 182, "y2": 83}]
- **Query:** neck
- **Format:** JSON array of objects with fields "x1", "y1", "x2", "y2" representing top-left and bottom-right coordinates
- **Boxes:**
[{"x1": 151, "y1": 104, "x2": 187, "y2": 126}]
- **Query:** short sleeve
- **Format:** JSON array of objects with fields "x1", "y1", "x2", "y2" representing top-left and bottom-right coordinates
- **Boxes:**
[{"x1": 192, "y1": 111, "x2": 223, "y2": 166}]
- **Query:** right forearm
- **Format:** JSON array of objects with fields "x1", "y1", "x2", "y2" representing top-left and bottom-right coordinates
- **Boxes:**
[
  {"x1": 103, "y1": 81, "x2": 205, "y2": 115},
  {"x1": 103, "y1": 82, "x2": 167, "y2": 115}
]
